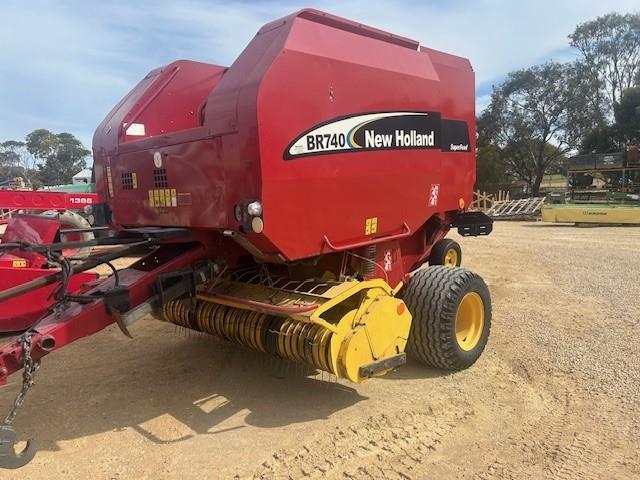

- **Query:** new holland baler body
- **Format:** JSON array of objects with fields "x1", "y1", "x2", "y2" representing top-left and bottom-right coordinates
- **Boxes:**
[
  {"x1": 0, "y1": 9, "x2": 492, "y2": 468},
  {"x1": 93, "y1": 10, "x2": 477, "y2": 278}
]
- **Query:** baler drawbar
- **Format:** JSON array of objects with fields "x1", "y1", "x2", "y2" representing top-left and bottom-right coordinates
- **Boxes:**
[{"x1": 0, "y1": 9, "x2": 493, "y2": 468}]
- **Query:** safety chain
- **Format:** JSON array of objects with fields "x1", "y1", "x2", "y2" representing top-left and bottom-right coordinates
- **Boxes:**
[{"x1": 2, "y1": 332, "x2": 40, "y2": 427}]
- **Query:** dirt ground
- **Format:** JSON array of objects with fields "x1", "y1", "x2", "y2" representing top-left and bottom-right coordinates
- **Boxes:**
[{"x1": 0, "y1": 221, "x2": 638, "y2": 479}]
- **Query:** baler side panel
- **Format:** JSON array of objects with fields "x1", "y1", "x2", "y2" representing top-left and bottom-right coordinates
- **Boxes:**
[
  {"x1": 92, "y1": 61, "x2": 226, "y2": 227},
  {"x1": 421, "y1": 47, "x2": 476, "y2": 210},
  {"x1": 200, "y1": 21, "x2": 297, "y2": 236},
  {"x1": 257, "y1": 16, "x2": 474, "y2": 260},
  {"x1": 93, "y1": 9, "x2": 476, "y2": 262},
  {"x1": 119, "y1": 61, "x2": 226, "y2": 142},
  {"x1": 109, "y1": 138, "x2": 227, "y2": 228},
  {"x1": 93, "y1": 72, "x2": 159, "y2": 203}
]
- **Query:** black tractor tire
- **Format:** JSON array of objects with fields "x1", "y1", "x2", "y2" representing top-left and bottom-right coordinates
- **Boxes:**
[
  {"x1": 429, "y1": 238, "x2": 462, "y2": 267},
  {"x1": 404, "y1": 266, "x2": 491, "y2": 370}
]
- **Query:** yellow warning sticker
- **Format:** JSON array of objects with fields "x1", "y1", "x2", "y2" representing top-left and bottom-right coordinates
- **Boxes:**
[
  {"x1": 365, "y1": 217, "x2": 378, "y2": 235},
  {"x1": 148, "y1": 189, "x2": 179, "y2": 208},
  {"x1": 132, "y1": 172, "x2": 138, "y2": 189},
  {"x1": 12, "y1": 259, "x2": 27, "y2": 268},
  {"x1": 106, "y1": 166, "x2": 114, "y2": 197}
]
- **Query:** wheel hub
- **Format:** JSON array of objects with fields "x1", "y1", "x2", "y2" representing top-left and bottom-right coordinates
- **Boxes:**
[
  {"x1": 455, "y1": 292, "x2": 484, "y2": 351},
  {"x1": 444, "y1": 248, "x2": 458, "y2": 268}
]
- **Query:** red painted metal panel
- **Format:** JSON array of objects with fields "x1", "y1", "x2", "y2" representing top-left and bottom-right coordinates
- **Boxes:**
[
  {"x1": 118, "y1": 61, "x2": 226, "y2": 143},
  {"x1": 92, "y1": 8, "x2": 474, "y2": 262},
  {"x1": 0, "y1": 214, "x2": 61, "y2": 268},
  {"x1": 2, "y1": 214, "x2": 59, "y2": 244},
  {"x1": 0, "y1": 269, "x2": 97, "y2": 332},
  {"x1": 0, "y1": 190, "x2": 98, "y2": 210}
]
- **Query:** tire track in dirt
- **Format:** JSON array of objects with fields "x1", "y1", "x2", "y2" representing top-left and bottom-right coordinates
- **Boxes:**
[
  {"x1": 537, "y1": 391, "x2": 597, "y2": 480},
  {"x1": 252, "y1": 407, "x2": 473, "y2": 479},
  {"x1": 473, "y1": 459, "x2": 515, "y2": 480},
  {"x1": 467, "y1": 383, "x2": 605, "y2": 480}
]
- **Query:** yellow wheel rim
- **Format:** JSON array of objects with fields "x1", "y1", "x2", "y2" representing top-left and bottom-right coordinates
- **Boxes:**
[
  {"x1": 455, "y1": 292, "x2": 484, "y2": 351},
  {"x1": 444, "y1": 248, "x2": 458, "y2": 268}
]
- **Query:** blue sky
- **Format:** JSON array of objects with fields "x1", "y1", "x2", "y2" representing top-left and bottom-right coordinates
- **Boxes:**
[{"x1": 0, "y1": 0, "x2": 638, "y2": 149}]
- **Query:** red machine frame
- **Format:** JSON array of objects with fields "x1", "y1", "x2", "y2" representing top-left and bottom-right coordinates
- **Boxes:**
[{"x1": 0, "y1": 243, "x2": 204, "y2": 382}]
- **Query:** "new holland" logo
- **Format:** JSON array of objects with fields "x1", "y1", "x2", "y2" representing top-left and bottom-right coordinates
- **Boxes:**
[
  {"x1": 285, "y1": 111, "x2": 468, "y2": 159},
  {"x1": 364, "y1": 130, "x2": 435, "y2": 148}
]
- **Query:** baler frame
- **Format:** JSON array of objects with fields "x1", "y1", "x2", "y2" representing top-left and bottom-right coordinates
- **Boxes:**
[
  {"x1": 0, "y1": 210, "x2": 490, "y2": 468},
  {"x1": 0, "y1": 208, "x2": 491, "y2": 379}
]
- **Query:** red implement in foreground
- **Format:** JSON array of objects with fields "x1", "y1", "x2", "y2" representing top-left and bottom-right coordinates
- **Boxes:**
[
  {"x1": 0, "y1": 189, "x2": 100, "y2": 331},
  {"x1": 0, "y1": 9, "x2": 492, "y2": 469}
]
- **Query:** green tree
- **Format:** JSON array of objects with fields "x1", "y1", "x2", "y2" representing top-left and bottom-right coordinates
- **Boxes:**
[
  {"x1": 614, "y1": 87, "x2": 640, "y2": 141},
  {"x1": 482, "y1": 62, "x2": 585, "y2": 195},
  {"x1": 0, "y1": 140, "x2": 24, "y2": 167},
  {"x1": 581, "y1": 87, "x2": 640, "y2": 152},
  {"x1": 475, "y1": 144, "x2": 512, "y2": 192},
  {"x1": 25, "y1": 129, "x2": 90, "y2": 185},
  {"x1": 565, "y1": 61, "x2": 609, "y2": 133},
  {"x1": 0, "y1": 140, "x2": 32, "y2": 186},
  {"x1": 579, "y1": 125, "x2": 620, "y2": 153},
  {"x1": 475, "y1": 113, "x2": 512, "y2": 192},
  {"x1": 569, "y1": 13, "x2": 640, "y2": 111}
]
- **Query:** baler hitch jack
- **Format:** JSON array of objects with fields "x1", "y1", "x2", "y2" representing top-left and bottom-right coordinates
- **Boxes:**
[{"x1": 0, "y1": 425, "x2": 37, "y2": 469}]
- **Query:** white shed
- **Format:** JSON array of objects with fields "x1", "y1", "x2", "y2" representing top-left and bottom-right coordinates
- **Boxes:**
[{"x1": 72, "y1": 168, "x2": 92, "y2": 185}]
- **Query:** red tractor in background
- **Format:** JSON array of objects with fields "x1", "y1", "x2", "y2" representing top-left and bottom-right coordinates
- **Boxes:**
[{"x1": 0, "y1": 9, "x2": 492, "y2": 468}]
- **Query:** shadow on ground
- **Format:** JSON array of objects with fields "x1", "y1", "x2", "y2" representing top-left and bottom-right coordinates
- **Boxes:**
[
  {"x1": 381, "y1": 357, "x2": 453, "y2": 380},
  {"x1": 0, "y1": 317, "x2": 457, "y2": 453},
  {"x1": 0, "y1": 324, "x2": 367, "y2": 451}
]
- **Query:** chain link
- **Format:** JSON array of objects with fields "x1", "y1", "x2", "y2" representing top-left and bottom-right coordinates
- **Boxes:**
[{"x1": 2, "y1": 332, "x2": 40, "y2": 426}]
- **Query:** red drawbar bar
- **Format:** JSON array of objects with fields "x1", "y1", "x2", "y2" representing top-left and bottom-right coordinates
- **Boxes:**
[{"x1": 0, "y1": 244, "x2": 206, "y2": 385}]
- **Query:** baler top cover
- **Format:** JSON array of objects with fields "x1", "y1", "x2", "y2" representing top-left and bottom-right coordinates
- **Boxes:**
[{"x1": 93, "y1": 9, "x2": 476, "y2": 261}]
